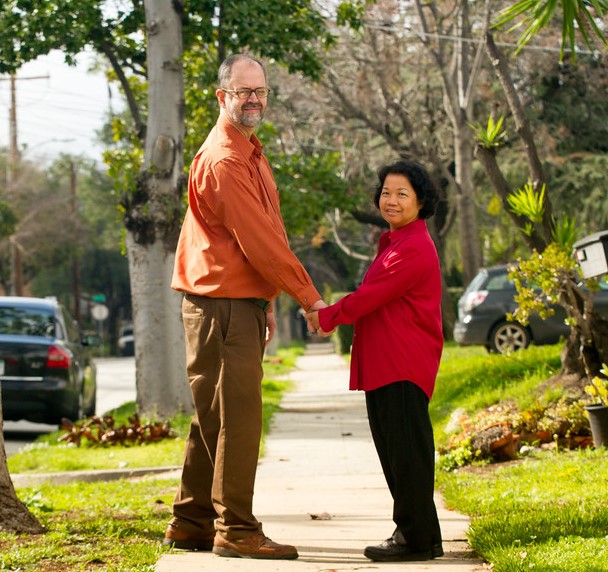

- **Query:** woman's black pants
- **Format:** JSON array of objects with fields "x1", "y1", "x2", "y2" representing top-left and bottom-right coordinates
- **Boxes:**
[{"x1": 365, "y1": 380, "x2": 442, "y2": 550}]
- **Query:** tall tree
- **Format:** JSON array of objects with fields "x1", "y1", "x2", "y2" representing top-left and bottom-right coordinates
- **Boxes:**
[
  {"x1": 327, "y1": 0, "x2": 491, "y2": 285},
  {"x1": 124, "y1": 0, "x2": 189, "y2": 414},
  {"x1": 0, "y1": 392, "x2": 44, "y2": 533},
  {"x1": 412, "y1": 0, "x2": 488, "y2": 285},
  {"x1": 269, "y1": 0, "x2": 481, "y2": 331},
  {"x1": 0, "y1": 156, "x2": 43, "y2": 534},
  {"x1": 0, "y1": 158, "x2": 41, "y2": 534}
]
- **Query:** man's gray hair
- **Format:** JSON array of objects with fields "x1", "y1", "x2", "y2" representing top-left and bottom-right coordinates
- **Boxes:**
[{"x1": 218, "y1": 54, "x2": 267, "y2": 88}]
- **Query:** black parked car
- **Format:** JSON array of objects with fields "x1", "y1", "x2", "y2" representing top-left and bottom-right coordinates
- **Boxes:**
[
  {"x1": 0, "y1": 296, "x2": 98, "y2": 425},
  {"x1": 453, "y1": 265, "x2": 608, "y2": 354}
]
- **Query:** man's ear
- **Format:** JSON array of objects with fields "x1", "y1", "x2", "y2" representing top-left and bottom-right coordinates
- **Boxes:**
[{"x1": 216, "y1": 88, "x2": 226, "y2": 108}]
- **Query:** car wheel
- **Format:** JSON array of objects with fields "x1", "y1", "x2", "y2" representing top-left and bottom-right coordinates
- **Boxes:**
[{"x1": 489, "y1": 321, "x2": 530, "y2": 354}]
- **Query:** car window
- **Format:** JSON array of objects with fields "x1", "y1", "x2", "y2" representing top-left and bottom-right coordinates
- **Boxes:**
[
  {"x1": 486, "y1": 273, "x2": 515, "y2": 291},
  {"x1": 0, "y1": 306, "x2": 55, "y2": 337},
  {"x1": 462, "y1": 271, "x2": 489, "y2": 296}
]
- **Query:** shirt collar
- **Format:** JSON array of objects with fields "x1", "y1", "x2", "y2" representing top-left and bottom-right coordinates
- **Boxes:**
[
  {"x1": 379, "y1": 218, "x2": 425, "y2": 250},
  {"x1": 389, "y1": 218, "x2": 424, "y2": 241},
  {"x1": 218, "y1": 114, "x2": 263, "y2": 159}
]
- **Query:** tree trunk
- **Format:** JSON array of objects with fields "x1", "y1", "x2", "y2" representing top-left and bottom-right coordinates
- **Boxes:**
[
  {"x1": 474, "y1": 144, "x2": 547, "y2": 252},
  {"x1": 414, "y1": 0, "x2": 485, "y2": 285},
  {"x1": 559, "y1": 305, "x2": 608, "y2": 380},
  {"x1": 128, "y1": 237, "x2": 191, "y2": 417},
  {"x1": 484, "y1": 31, "x2": 555, "y2": 245},
  {"x1": 0, "y1": 392, "x2": 44, "y2": 534},
  {"x1": 559, "y1": 279, "x2": 608, "y2": 380},
  {"x1": 453, "y1": 124, "x2": 481, "y2": 284},
  {"x1": 479, "y1": 29, "x2": 608, "y2": 383},
  {"x1": 128, "y1": 0, "x2": 192, "y2": 418}
]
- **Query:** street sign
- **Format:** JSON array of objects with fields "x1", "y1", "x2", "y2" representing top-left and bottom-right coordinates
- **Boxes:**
[{"x1": 91, "y1": 304, "x2": 109, "y2": 321}]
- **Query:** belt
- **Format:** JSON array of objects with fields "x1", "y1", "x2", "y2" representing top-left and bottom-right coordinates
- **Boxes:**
[
  {"x1": 247, "y1": 298, "x2": 271, "y2": 312},
  {"x1": 185, "y1": 293, "x2": 270, "y2": 312}
]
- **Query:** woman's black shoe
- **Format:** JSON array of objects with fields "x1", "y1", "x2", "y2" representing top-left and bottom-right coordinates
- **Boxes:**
[{"x1": 363, "y1": 537, "x2": 444, "y2": 562}]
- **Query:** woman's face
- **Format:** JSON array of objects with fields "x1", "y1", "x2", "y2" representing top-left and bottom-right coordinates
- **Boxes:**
[{"x1": 379, "y1": 173, "x2": 422, "y2": 231}]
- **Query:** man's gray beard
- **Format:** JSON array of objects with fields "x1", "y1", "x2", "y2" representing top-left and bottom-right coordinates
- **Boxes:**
[
  {"x1": 239, "y1": 111, "x2": 263, "y2": 128},
  {"x1": 226, "y1": 102, "x2": 263, "y2": 128}
]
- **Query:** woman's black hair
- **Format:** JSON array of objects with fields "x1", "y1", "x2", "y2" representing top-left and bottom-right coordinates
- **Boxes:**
[{"x1": 373, "y1": 160, "x2": 438, "y2": 220}]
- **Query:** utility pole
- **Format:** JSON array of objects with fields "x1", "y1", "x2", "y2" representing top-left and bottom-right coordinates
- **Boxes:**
[
  {"x1": 2, "y1": 71, "x2": 50, "y2": 296},
  {"x1": 9, "y1": 75, "x2": 19, "y2": 172},
  {"x1": 70, "y1": 161, "x2": 81, "y2": 320},
  {"x1": 8, "y1": 73, "x2": 22, "y2": 296}
]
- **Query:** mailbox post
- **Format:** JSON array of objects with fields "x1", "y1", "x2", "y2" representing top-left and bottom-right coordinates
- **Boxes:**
[{"x1": 573, "y1": 230, "x2": 608, "y2": 279}]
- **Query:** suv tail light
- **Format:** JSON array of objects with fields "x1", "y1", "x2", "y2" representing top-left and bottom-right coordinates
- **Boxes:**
[
  {"x1": 46, "y1": 345, "x2": 71, "y2": 369},
  {"x1": 462, "y1": 290, "x2": 489, "y2": 313}
]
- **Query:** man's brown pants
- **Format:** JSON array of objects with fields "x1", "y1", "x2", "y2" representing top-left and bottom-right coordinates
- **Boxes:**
[{"x1": 171, "y1": 295, "x2": 267, "y2": 539}]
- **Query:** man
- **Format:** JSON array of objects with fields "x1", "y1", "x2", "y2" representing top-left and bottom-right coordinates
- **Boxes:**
[{"x1": 164, "y1": 53, "x2": 326, "y2": 560}]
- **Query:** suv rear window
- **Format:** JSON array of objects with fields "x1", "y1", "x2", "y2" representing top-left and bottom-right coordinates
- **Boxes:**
[{"x1": 486, "y1": 273, "x2": 515, "y2": 291}]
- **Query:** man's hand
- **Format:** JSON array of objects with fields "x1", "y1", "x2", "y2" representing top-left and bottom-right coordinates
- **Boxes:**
[
  {"x1": 306, "y1": 310, "x2": 320, "y2": 332},
  {"x1": 265, "y1": 312, "x2": 276, "y2": 345},
  {"x1": 305, "y1": 309, "x2": 335, "y2": 337},
  {"x1": 305, "y1": 300, "x2": 327, "y2": 333}
]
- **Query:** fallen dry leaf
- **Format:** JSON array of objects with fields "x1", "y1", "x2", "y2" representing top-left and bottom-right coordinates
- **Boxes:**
[{"x1": 309, "y1": 512, "x2": 332, "y2": 520}]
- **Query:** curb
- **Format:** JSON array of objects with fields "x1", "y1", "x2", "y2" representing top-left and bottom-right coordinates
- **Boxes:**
[{"x1": 11, "y1": 466, "x2": 181, "y2": 488}]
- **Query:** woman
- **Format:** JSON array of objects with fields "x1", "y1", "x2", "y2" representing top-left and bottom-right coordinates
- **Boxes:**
[{"x1": 306, "y1": 159, "x2": 444, "y2": 562}]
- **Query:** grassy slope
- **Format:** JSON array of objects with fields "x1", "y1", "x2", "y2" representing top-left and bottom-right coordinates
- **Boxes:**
[
  {"x1": 433, "y1": 343, "x2": 608, "y2": 572},
  {"x1": 431, "y1": 343, "x2": 563, "y2": 444}
]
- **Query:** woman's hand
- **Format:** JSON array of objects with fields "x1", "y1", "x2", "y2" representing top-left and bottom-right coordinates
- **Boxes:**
[{"x1": 305, "y1": 311, "x2": 335, "y2": 337}]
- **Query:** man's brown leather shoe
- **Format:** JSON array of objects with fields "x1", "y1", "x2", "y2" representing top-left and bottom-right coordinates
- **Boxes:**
[
  {"x1": 212, "y1": 533, "x2": 299, "y2": 560},
  {"x1": 163, "y1": 521, "x2": 215, "y2": 551}
]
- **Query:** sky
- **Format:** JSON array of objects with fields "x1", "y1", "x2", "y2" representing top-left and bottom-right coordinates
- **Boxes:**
[{"x1": 0, "y1": 49, "x2": 122, "y2": 166}]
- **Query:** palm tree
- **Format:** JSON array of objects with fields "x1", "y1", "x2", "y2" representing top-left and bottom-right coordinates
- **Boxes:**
[{"x1": 494, "y1": 0, "x2": 608, "y2": 59}]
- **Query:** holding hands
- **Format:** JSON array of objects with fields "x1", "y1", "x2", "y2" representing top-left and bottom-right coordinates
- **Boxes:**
[{"x1": 305, "y1": 300, "x2": 335, "y2": 337}]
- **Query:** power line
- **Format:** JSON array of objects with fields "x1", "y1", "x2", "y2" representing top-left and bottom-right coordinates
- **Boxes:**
[
  {"x1": 363, "y1": 19, "x2": 600, "y2": 57},
  {"x1": 0, "y1": 51, "x2": 117, "y2": 162}
]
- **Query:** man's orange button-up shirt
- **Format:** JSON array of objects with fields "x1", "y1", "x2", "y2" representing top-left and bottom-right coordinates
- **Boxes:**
[{"x1": 172, "y1": 115, "x2": 321, "y2": 311}]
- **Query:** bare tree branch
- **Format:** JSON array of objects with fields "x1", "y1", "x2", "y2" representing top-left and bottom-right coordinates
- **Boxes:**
[{"x1": 326, "y1": 211, "x2": 373, "y2": 262}]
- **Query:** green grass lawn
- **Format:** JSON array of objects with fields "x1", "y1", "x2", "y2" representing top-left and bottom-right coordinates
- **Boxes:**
[
  {"x1": 434, "y1": 343, "x2": 608, "y2": 572},
  {"x1": 438, "y1": 448, "x2": 608, "y2": 571},
  {"x1": 3, "y1": 341, "x2": 608, "y2": 571}
]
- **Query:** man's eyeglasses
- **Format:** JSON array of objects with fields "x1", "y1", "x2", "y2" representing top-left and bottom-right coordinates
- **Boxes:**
[{"x1": 222, "y1": 87, "x2": 271, "y2": 99}]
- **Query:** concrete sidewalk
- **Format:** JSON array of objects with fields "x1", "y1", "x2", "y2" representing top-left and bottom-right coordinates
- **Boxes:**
[{"x1": 156, "y1": 343, "x2": 484, "y2": 572}]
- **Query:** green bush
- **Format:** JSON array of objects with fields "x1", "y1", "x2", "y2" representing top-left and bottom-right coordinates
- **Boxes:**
[
  {"x1": 329, "y1": 292, "x2": 353, "y2": 354},
  {"x1": 333, "y1": 323, "x2": 353, "y2": 354}
]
